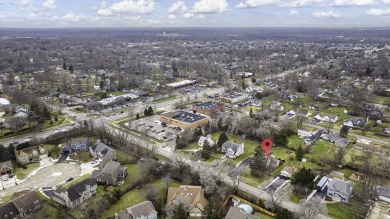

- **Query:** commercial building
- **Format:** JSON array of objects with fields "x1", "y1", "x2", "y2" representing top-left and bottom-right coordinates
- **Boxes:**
[
  {"x1": 192, "y1": 101, "x2": 224, "y2": 116},
  {"x1": 160, "y1": 111, "x2": 208, "y2": 130},
  {"x1": 219, "y1": 92, "x2": 248, "y2": 103},
  {"x1": 166, "y1": 80, "x2": 196, "y2": 89}
]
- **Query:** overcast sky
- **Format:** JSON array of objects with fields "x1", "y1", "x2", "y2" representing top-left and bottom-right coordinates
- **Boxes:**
[{"x1": 0, "y1": 0, "x2": 389, "y2": 28}]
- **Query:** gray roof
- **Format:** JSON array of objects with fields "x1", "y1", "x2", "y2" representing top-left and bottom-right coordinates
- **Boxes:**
[
  {"x1": 225, "y1": 207, "x2": 260, "y2": 219},
  {"x1": 193, "y1": 101, "x2": 223, "y2": 110},
  {"x1": 379, "y1": 186, "x2": 390, "y2": 198},
  {"x1": 0, "y1": 160, "x2": 13, "y2": 170},
  {"x1": 222, "y1": 141, "x2": 241, "y2": 153},
  {"x1": 328, "y1": 178, "x2": 354, "y2": 195},
  {"x1": 56, "y1": 178, "x2": 96, "y2": 202},
  {"x1": 127, "y1": 201, "x2": 156, "y2": 218},
  {"x1": 162, "y1": 111, "x2": 207, "y2": 124}
]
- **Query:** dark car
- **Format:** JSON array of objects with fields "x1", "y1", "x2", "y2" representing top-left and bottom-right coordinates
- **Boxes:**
[{"x1": 66, "y1": 177, "x2": 74, "y2": 182}]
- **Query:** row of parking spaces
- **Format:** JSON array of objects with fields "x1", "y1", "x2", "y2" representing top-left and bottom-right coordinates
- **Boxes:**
[
  {"x1": 177, "y1": 85, "x2": 207, "y2": 95},
  {"x1": 125, "y1": 115, "x2": 183, "y2": 141}
]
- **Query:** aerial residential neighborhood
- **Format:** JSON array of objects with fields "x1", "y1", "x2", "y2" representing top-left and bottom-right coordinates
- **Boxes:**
[{"x1": 0, "y1": 26, "x2": 389, "y2": 219}]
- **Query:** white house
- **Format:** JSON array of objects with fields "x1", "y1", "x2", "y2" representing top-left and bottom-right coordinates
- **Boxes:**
[
  {"x1": 117, "y1": 201, "x2": 158, "y2": 219},
  {"x1": 298, "y1": 128, "x2": 312, "y2": 138},
  {"x1": 198, "y1": 135, "x2": 215, "y2": 147},
  {"x1": 52, "y1": 178, "x2": 97, "y2": 209},
  {"x1": 343, "y1": 117, "x2": 367, "y2": 129},
  {"x1": 280, "y1": 166, "x2": 295, "y2": 178},
  {"x1": 221, "y1": 142, "x2": 244, "y2": 159},
  {"x1": 327, "y1": 178, "x2": 354, "y2": 203},
  {"x1": 385, "y1": 128, "x2": 390, "y2": 134},
  {"x1": 314, "y1": 113, "x2": 338, "y2": 123},
  {"x1": 378, "y1": 186, "x2": 390, "y2": 203},
  {"x1": 15, "y1": 106, "x2": 28, "y2": 118}
]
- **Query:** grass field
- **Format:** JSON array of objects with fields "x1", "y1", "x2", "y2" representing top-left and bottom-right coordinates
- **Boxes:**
[
  {"x1": 151, "y1": 95, "x2": 178, "y2": 104},
  {"x1": 326, "y1": 202, "x2": 354, "y2": 219},
  {"x1": 101, "y1": 189, "x2": 145, "y2": 218},
  {"x1": 14, "y1": 162, "x2": 40, "y2": 180}
]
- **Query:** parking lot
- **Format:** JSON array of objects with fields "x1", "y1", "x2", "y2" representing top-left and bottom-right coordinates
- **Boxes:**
[
  {"x1": 126, "y1": 115, "x2": 183, "y2": 143},
  {"x1": 177, "y1": 85, "x2": 207, "y2": 95}
]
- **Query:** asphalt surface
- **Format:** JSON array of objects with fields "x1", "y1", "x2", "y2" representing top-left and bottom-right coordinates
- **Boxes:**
[
  {"x1": 264, "y1": 177, "x2": 289, "y2": 193},
  {"x1": 228, "y1": 157, "x2": 253, "y2": 179},
  {"x1": 0, "y1": 163, "x2": 81, "y2": 197}
]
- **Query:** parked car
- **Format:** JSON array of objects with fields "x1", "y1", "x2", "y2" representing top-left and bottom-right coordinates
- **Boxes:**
[{"x1": 66, "y1": 177, "x2": 74, "y2": 182}]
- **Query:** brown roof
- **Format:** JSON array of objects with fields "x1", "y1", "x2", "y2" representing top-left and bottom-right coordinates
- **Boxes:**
[
  {"x1": 16, "y1": 145, "x2": 46, "y2": 157},
  {"x1": 160, "y1": 111, "x2": 178, "y2": 119},
  {"x1": 166, "y1": 185, "x2": 208, "y2": 211},
  {"x1": 328, "y1": 170, "x2": 345, "y2": 180},
  {"x1": 0, "y1": 161, "x2": 13, "y2": 172},
  {"x1": 12, "y1": 191, "x2": 40, "y2": 210},
  {"x1": 128, "y1": 201, "x2": 156, "y2": 218},
  {"x1": 281, "y1": 166, "x2": 295, "y2": 175}
]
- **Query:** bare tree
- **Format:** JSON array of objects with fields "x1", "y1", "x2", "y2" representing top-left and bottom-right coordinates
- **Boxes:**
[
  {"x1": 333, "y1": 146, "x2": 350, "y2": 167},
  {"x1": 296, "y1": 114, "x2": 306, "y2": 129},
  {"x1": 296, "y1": 196, "x2": 327, "y2": 219}
]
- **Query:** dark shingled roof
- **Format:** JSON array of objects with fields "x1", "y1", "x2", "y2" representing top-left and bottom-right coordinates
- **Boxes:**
[
  {"x1": 0, "y1": 202, "x2": 19, "y2": 219},
  {"x1": 12, "y1": 191, "x2": 40, "y2": 210}
]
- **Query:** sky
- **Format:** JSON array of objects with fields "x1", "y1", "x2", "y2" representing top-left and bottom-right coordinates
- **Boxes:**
[{"x1": 0, "y1": 0, "x2": 389, "y2": 28}]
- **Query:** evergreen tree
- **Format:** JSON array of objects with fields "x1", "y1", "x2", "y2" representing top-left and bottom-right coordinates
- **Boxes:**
[
  {"x1": 54, "y1": 116, "x2": 58, "y2": 121},
  {"x1": 171, "y1": 203, "x2": 189, "y2": 219},
  {"x1": 202, "y1": 140, "x2": 212, "y2": 160},
  {"x1": 136, "y1": 113, "x2": 140, "y2": 120},
  {"x1": 50, "y1": 120, "x2": 53, "y2": 125},
  {"x1": 147, "y1": 106, "x2": 154, "y2": 116},
  {"x1": 242, "y1": 79, "x2": 247, "y2": 90},
  {"x1": 217, "y1": 132, "x2": 229, "y2": 147},
  {"x1": 291, "y1": 167, "x2": 315, "y2": 189},
  {"x1": 274, "y1": 131, "x2": 288, "y2": 145},
  {"x1": 62, "y1": 62, "x2": 67, "y2": 70},
  {"x1": 193, "y1": 126, "x2": 203, "y2": 140},
  {"x1": 249, "y1": 108, "x2": 253, "y2": 117},
  {"x1": 203, "y1": 201, "x2": 218, "y2": 219},
  {"x1": 250, "y1": 146, "x2": 267, "y2": 177},
  {"x1": 204, "y1": 122, "x2": 211, "y2": 135},
  {"x1": 217, "y1": 118, "x2": 223, "y2": 130},
  {"x1": 144, "y1": 108, "x2": 148, "y2": 117},
  {"x1": 68, "y1": 65, "x2": 74, "y2": 73},
  {"x1": 7, "y1": 144, "x2": 16, "y2": 160},
  {"x1": 340, "y1": 125, "x2": 349, "y2": 138},
  {"x1": 42, "y1": 106, "x2": 51, "y2": 118},
  {"x1": 296, "y1": 145, "x2": 304, "y2": 161}
]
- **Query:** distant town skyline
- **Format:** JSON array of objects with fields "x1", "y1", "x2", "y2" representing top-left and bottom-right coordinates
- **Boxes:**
[{"x1": 0, "y1": 0, "x2": 389, "y2": 28}]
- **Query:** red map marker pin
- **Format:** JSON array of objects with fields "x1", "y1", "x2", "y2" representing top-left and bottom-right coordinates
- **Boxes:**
[{"x1": 261, "y1": 138, "x2": 273, "y2": 157}]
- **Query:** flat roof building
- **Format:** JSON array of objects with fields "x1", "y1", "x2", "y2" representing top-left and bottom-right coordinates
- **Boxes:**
[
  {"x1": 166, "y1": 80, "x2": 196, "y2": 89},
  {"x1": 160, "y1": 111, "x2": 208, "y2": 130},
  {"x1": 219, "y1": 92, "x2": 248, "y2": 103},
  {"x1": 192, "y1": 101, "x2": 224, "y2": 116}
]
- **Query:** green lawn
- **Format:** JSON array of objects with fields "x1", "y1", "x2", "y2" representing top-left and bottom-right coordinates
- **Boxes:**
[
  {"x1": 14, "y1": 162, "x2": 40, "y2": 180},
  {"x1": 177, "y1": 141, "x2": 200, "y2": 151},
  {"x1": 101, "y1": 189, "x2": 145, "y2": 218},
  {"x1": 375, "y1": 95, "x2": 390, "y2": 104},
  {"x1": 111, "y1": 91, "x2": 126, "y2": 96},
  {"x1": 287, "y1": 135, "x2": 302, "y2": 150},
  {"x1": 115, "y1": 148, "x2": 137, "y2": 163},
  {"x1": 118, "y1": 164, "x2": 142, "y2": 190},
  {"x1": 326, "y1": 202, "x2": 354, "y2": 219},
  {"x1": 289, "y1": 193, "x2": 301, "y2": 204}
]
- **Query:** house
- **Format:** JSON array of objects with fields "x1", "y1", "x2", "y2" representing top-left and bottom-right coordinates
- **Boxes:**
[
  {"x1": 304, "y1": 129, "x2": 324, "y2": 145},
  {"x1": 298, "y1": 128, "x2": 312, "y2": 138},
  {"x1": 314, "y1": 113, "x2": 338, "y2": 123},
  {"x1": 166, "y1": 80, "x2": 196, "y2": 89},
  {"x1": 286, "y1": 110, "x2": 296, "y2": 117},
  {"x1": 328, "y1": 170, "x2": 345, "y2": 180},
  {"x1": 335, "y1": 138, "x2": 349, "y2": 148},
  {"x1": 15, "y1": 106, "x2": 28, "y2": 118},
  {"x1": 69, "y1": 138, "x2": 90, "y2": 152},
  {"x1": 0, "y1": 191, "x2": 41, "y2": 219},
  {"x1": 160, "y1": 111, "x2": 208, "y2": 130},
  {"x1": 166, "y1": 185, "x2": 208, "y2": 218},
  {"x1": 91, "y1": 160, "x2": 127, "y2": 186},
  {"x1": 52, "y1": 178, "x2": 97, "y2": 209},
  {"x1": 225, "y1": 206, "x2": 260, "y2": 219},
  {"x1": 198, "y1": 134, "x2": 215, "y2": 147},
  {"x1": 270, "y1": 101, "x2": 284, "y2": 111},
  {"x1": 90, "y1": 142, "x2": 117, "y2": 168},
  {"x1": 82, "y1": 99, "x2": 103, "y2": 110},
  {"x1": 192, "y1": 101, "x2": 224, "y2": 116},
  {"x1": 378, "y1": 186, "x2": 390, "y2": 203},
  {"x1": 327, "y1": 178, "x2": 354, "y2": 203},
  {"x1": 0, "y1": 160, "x2": 13, "y2": 178},
  {"x1": 221, "y1": 141, "x2": 244, "y2": 159},
  {"x1": 321, "y1": 133, "x2": 341, "y2": 143},
  {"x1": 343, "y1": 117, "x2": 367, "y2": 129},
  {"x1": 117, "y1": 201, "x2": 157, "y2": 219},
  {"x1": 16, "y1": 145, "x2": 47, "y2": 165},
  {"x1": 280, "y1": 166, "x2": 295, "y2": 178},
  {"x1": 384, "y1": 128, "x2": 390, "y2": 134},
  {"x1": 1, "y1": 103, "x2": 18, "y2": 114},
  {"x1": 297, "y1": 109, "x2": 309, "y2": 117}
]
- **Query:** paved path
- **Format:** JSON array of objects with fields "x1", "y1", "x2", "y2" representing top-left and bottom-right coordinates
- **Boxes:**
[{"x1": 0, "y1": 163, "x2": 81, "y2": 197}]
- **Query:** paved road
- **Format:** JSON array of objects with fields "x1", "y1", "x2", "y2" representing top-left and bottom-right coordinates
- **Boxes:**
[{"x1": 0, "y1": 163, "x2": 81, "y2": 197}]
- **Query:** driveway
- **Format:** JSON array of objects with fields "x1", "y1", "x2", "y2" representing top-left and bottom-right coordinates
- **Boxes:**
[
  {"x1": 0, "y1": 163, "x2": 81, "y2": 197},
  {"x1": 264, "y1": 176, "x2": 289, "y2": 193},
  {"x1": 228, "y1": 157, "x2": 253, "y2": 179}
]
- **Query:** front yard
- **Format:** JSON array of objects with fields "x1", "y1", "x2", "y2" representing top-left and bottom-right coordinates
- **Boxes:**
[
  {"x1": 326, "y1": 202, "x2": 354, "y2": 219},
  {"x1": 14, "y1": 162, "x2": 40, "y2": 180}
]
